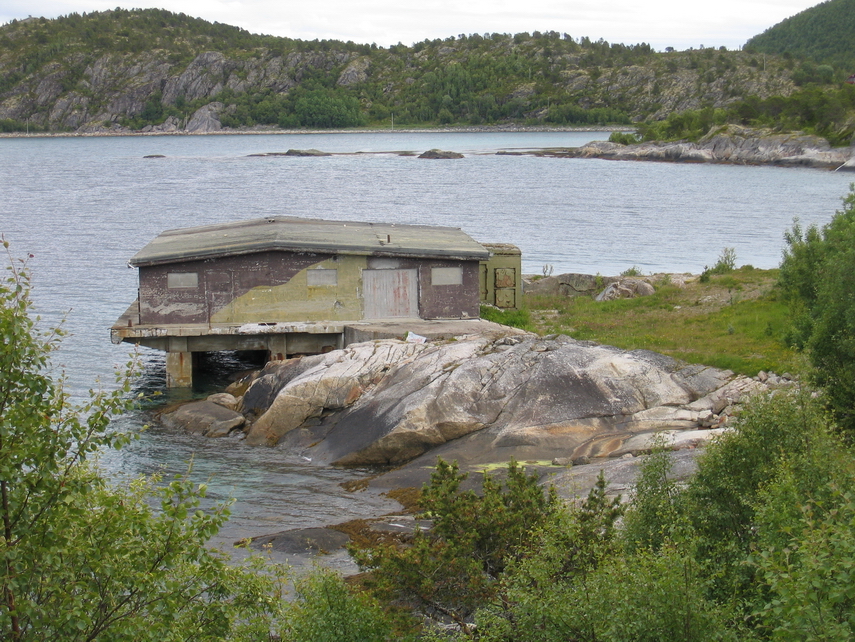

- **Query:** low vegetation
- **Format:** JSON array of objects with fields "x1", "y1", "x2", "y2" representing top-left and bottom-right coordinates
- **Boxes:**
[
  {"x1": 343, "y1": 390, "x2": 855, "y2": 640},
  {"x1": 523, "y1": 266, "x2": 796, "y2": 377},
  {"x1": 636, "y1": 84, "x2": 855, "y2": 146}
]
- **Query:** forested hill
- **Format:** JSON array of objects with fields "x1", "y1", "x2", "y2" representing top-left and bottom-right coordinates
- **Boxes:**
[
  {"x1": 0, "y1": 8, "x2": 848, "y2": 136},
  {"x1": 745, "y1": 0, "x2": 855, "y2": 70}
]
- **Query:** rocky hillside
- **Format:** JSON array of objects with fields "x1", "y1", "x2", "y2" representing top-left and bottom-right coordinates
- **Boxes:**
[{"x1": 0, "y1": 9, "x2": 805, "y2": 134}]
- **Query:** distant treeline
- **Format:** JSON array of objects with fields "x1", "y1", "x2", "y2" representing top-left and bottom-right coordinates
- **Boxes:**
[
  {"x1": 746, "y1": 0, "x2": 855, "y2": 71},
  {"x1": 638, "y1": 84, "x2": 855, "y2": 146},
  {"x1": 1, "y1": 7, "x2": 854, "y2": 139}
]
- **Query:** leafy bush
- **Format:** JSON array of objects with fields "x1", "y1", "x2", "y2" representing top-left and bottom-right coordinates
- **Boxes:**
[
  {"x1": 351, "y1": 459, "x2": 559, "y2": 634},
  {"x1": 779, "y1": 186, "x2": 855, "y2": 434},
  {"x1": 700, "y1": 247, "x2": 737, "y2": 281},
  {"x1": 754, "y1": 488, "x2": 855, "y2": 640},
  {"x1": 608, "y1": 131, "x2": 641, "y2": 145},
  {"x1": 282, "y1": 567, "x2": 397, "y2": 642},
  {"x1": 0, "y1": 245, "x2": 285, "y2": 640},
  {"x1": 621, "y1": 441, "x2": 685, "y2": 552}
]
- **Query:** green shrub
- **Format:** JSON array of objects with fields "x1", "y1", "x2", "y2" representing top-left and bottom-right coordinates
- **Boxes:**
[
  {"x1": 282, "y1": 567, "x2": 398, "y2": 642},
  {"x1": 608, "y1": 131, "x2": 640, "y2": 145},
  {"x1": 351, "y1": 459, "x2": 559, "y2": 635},
  {"x1": 779, "y1": 186, "x2": 855, "y2": 434},
  {"x1": 0, "y1": 246, "x2": 286, "y2": 640}
]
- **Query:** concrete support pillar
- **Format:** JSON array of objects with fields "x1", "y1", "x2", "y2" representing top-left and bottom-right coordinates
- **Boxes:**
[
  {"x1": 268, "y1": 335, "x2": 288, "y2": 362},
  {"x1": 166, "y1": 351, "x2": 193, "y2": 388}
]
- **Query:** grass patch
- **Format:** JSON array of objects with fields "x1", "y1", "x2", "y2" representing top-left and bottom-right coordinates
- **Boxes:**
[
  {"x1": 480, "y1": 304, "x2": 536, "y2": 332},
  {"x1": 525, "y1": 267, "x2": 800, "y2": 377}
]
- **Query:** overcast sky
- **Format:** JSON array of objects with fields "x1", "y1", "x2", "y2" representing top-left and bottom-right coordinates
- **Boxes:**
[{"x1": 1, "y1": 1, "x2": 821, "y2": 51}]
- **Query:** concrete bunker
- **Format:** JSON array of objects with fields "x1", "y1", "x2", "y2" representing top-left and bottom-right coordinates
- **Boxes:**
[{"x1": 112, "y1": 216, "x2": 519, "y2": 387}]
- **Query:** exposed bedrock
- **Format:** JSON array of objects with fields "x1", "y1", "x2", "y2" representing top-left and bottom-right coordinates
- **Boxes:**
[
  {"x1": 160, "y1": 332, "x2": 777, "y2": 467},
  {"x1": 558, "y1": 125, "x2": 855, "y2": 170}
]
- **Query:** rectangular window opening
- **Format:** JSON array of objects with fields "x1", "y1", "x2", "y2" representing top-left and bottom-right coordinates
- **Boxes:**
[
  {"x1": 167, "y1": 272, "x2": 198, "y2": 289},
  {"x1": 307, "y1": 269, "x2": 338, "y2": 287},
  {"x1": 431, "y1": 266, "x2": 463, "y2": 286}
]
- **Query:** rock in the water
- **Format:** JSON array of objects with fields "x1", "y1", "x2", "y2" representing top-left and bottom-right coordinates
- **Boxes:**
[
  {"x1": 284, "y1": 149, "x2": 331, "y2": 156},
  {"x1": 418, "y1": 149, "x2": 464, "y2": 159},
  {"x1": 248, "y1": 527, "x2": 350, "y2": 554},
  {"x1": 160, "y1": 400, "x2": 246, "y2": 438},
  {"x1": 207, "y1": 392, "x2": 239, "y2": 410}
]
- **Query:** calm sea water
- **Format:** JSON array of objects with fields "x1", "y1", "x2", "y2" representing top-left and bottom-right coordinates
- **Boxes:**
[{"x1": 1, "y1": 130, "x2": 853, "y2": 551}]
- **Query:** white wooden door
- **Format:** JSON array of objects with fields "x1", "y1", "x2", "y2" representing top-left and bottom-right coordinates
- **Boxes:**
[{"x1": 362, "y1": 269, "x2": 418, "y2": 318}]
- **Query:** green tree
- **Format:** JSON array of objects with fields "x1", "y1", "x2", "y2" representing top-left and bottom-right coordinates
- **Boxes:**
[
  {"x1": 0, "y1": 245, "x2": 284, "y2": 640},
  {"x1": 779, "y1": 186, "x2": 855, "y2": 433},
  {"x1": 282, "y1": 567, "x2": 397, "y2": 642},
  {"x1": 351, "y1": 458, "x2": 559, "y2": 636},
  {"x1": 294, "y1": 90, "x2": 365, "y2": 128}
]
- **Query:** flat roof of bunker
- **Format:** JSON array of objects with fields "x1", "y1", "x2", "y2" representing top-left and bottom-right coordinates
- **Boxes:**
[{"x1": 130, "y1": 217, "x2": 491, "y2": 267}]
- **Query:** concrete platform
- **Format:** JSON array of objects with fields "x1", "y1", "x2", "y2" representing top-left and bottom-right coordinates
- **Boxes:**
[
  {"x1": 343, "y1": 318, "x2": 529, "y2": 344},
  {"x1": 112, "y1": 299, "x2": 527, "y2": 387}
]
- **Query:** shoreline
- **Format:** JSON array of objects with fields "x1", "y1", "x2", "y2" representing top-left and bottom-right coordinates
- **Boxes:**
[
  {"x1": 0, "y1": 124, "x2": 628, "y2": 139},
  {"x1": 5, "y1": 125, "x2": 851, "y2": 173}
]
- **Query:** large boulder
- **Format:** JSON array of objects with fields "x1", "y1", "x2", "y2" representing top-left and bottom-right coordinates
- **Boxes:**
[
  {"x1": 596, "y1": 278, "x2": 656, "y2": 301},
  {"x1": 524, "y1": 273, "x2": 617, "y2": 297},
  {"x1": 160, "y1": 399, "x2": 246, "y2": 438},
  {"x1": 237, "y1": 334, "x2": 750, "y2": 467},
  {"x1": 244, "y1": 341, "x2": 429, "y2": 446}
]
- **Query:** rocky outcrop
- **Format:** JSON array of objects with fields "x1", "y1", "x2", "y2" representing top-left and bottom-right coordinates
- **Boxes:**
[
  {"x1": 337, "y1": 57, "x2": 370, "y2": 86},
  {"x1": 185, "y1": 102, "x2": 224, "y2": 133},
  {"x1": 596, "y1": 278, "x2": 656, "y2": 301},
  {"x1": 160, "y1": 398, "x2": 246, "y2": 437},
  {"x1": 158, "y1": 332, "x2": 789, "y2": 467},
  {"x1": 243, "y1": 341, "x2": 428, "y2": 446},
  {"x1": 524, "y1": 273, "x2": 666, "y2": 300},
  {"x1": 0, "y1": 47, "x2": 358, "y2": 133},
  {"x1": 559, "y1": 125, "x2": 855, "y2": 170},
  {"x1": 418, "y1": 149, "x2": 464, "y2": 159}
]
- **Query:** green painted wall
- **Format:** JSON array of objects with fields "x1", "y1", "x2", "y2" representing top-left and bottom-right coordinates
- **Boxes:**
[{"x1": 211, "y1": 256, "x2": 367, "y2": 323}]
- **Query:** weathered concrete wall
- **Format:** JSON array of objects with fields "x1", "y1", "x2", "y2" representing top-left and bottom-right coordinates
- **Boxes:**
[
  {"x1": 138, "y1": 251, "x2": 332, "y2": 325},
  {"x1": 215, "y1": 255, "x2": 365, "y2": 323},
  {"x1": 417, "y1": 260, "x2": 481, "y2": 319},
  {"x1": 138, "y1": 251, "x2": 482, "y2": 325}
]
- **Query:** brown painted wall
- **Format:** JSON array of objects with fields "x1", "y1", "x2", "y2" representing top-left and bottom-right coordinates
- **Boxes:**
[
  {"x1": 138, "y1": 251, "x2": 481, "y2": 325},
  {"x1": 365, "y1": 256, "x2": 481, "y2": 319},
  {"x1": 419, "y1": 261, "x2": 481, "y2": 319},
  {"x1": 138, "y1": 251, "x2": 332, "y2": 325}
]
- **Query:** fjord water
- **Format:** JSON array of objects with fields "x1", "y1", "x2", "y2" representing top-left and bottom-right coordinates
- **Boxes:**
[{"x1": 2, "y1": 130, "x2": 853, "y2": 549}]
